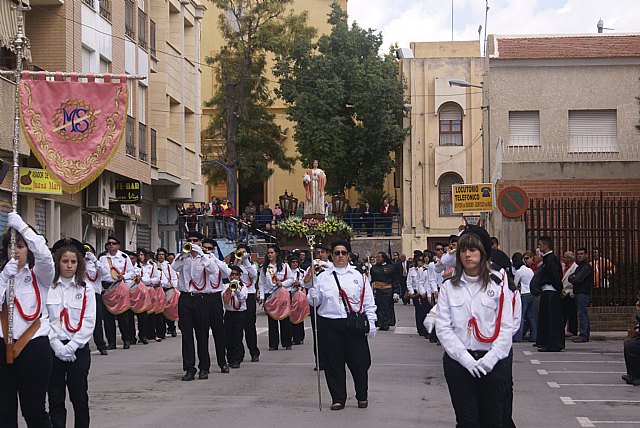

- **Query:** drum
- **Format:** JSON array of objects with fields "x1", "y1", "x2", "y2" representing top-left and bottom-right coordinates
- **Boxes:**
[
  {"x1": 289, "y1": 288, "x2": 310, "y2": 324},
  {"x1": 264, "y1": 286, "x2": 291, "y2": 320},
  {"x1": 103, "y1": 281, "x2": 131, "y2": 315}
]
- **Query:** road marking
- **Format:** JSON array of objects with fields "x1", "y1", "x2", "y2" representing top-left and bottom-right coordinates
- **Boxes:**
[
  {"x1": 547, "y1": 381, "x2": 560, "y2": 388},
  {"x1": 549, "y1": 383, "x2": 632, "y2": 388},
  {"x1": 561, "y1": 396, "x2": 640, "y2": 405},
  {"x1": 539, "y1": 370, "x2": 625, "y2": 374},
  {"x1": 257, "y1": 327, "x2": 268, "y2": 335},
  {"x1": 577, "y1": 418, "x2": 640, "y2": 426},
  {"x1": 563, "y1": 352, "x2": 623, "y2": 355},
  {"x1": 537, "y1": 369, "x2": 548, "y2": 375},
  {"x1": 523, "y1": 351, "x2": 532, "y2": 356},
  {"x1": 531, "y1": 359, "x2": 540, "y2": 365},
  {"x1": 534, "y1": 360, "x2": 624, "y2": 364},
  {"x1": 394, "y1": 327, "x2": 418, "y2": 334}
]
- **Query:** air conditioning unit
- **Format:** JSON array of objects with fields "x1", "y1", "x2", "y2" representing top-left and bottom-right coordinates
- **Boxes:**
[{"x1": 85, "y1": 174, "x2": 115, "y2": 211}]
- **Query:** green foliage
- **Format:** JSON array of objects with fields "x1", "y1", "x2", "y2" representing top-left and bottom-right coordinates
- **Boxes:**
[
  {"x1": 358, "y1": 188, "x2": 393, "y2": 212},
  {"x1": 275, "y1": 216, "x2": 353, "y2": 240},
  {"x1": 274, "y1": 2, "x2": 408, "y2": 194},
  {"x1": 203, "y1": 0, "x2": 317, "y2": 187}
]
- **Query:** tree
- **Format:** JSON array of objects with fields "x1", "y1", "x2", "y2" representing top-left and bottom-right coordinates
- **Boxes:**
[
  {"x1": 202, "y1": 0, "x2": 316, "y2": 193},
  {"x1": 274, "y1": 2, "x2": 407, "y2": 194}
]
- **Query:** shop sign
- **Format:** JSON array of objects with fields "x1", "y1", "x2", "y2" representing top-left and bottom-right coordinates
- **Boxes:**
[
  {"x1": 452, "y1": 183, "x2": 494, "y2": 213},
  {"x1": 18, "y1": 168, "x2": 62, "y2": 195},
  {"x1": 91, "y1": 212, "x2": 114, "y2": 230},
  {"x1": 115, "y1": 180, "x2": 141, "y2": 203}
]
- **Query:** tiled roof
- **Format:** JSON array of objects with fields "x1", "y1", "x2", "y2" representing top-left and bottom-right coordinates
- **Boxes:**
[{"x1": 493, "y1": 35, "x2": 640, "y2": 59}]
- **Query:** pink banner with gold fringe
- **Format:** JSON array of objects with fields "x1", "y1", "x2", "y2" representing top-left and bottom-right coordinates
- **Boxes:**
[{"x1": 19, "y1": 72, "x2": 128, "y2": 194}]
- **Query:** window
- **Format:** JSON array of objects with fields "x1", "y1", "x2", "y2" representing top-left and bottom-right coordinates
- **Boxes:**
[
  {"x1": 35, "y1": 199, "x2": 47, "y2": 237},
  {"x1": 126, "y1": 115, "x2": 136, "y2": 157},
  {"x1": 81, "y1": 47, "x2": 92, "y2": 73},
  {"x1": 439, "y1": 173, "x2": 463, "y2": 217},
  {"x1": 150, "y1": 20, "x2": 156, "y2": 57},
  {"x1": 569, "y1": 110, "x2": 617, "y2": 153},
  {"x1": 150, "y1": 128, "x2": 157, "y2": 166},
  {"x1": 125, "y1": 0, "x2": 135, "y2": 39},
  {"x1": 137, "y1": 84, "x2": 145, "y2": 124},
  {"x1": 127, "y1": 79, "x2": 133, "y2": 116},
  {"x1": 99, "y1": 0, "x2": 111, "y2": 21},
  {"x1": 82, "y1": 0, "x2": 94, "y2": 8},
  {"x1": 138, "y1": 123, "x2": 147, "y2": 162},
  {"x1": 509, "y1": 111, "x2": 540, "y2": 146},
  {"x1": 439, "y1": 103, "x2": 463, "y2": 146},
  {"x1": 138, "y1": 9, "x2": 147, "y2": 49}
]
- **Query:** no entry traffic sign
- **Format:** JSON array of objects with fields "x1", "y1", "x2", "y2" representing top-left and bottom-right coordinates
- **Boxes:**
[{"x1": 497, "y1": 186, "x2": 529, "y2": 218}]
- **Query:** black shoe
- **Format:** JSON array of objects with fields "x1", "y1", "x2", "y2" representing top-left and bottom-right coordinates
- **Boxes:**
[
  {"x1": 123, "y1": 342, "x2": 131, "y2": 349},
  {"x1": 380, "y1": 325, "x2": 390, "y2": 331},
  {"x1": 330, "y1": 403, "x2": 345, "y2": 411},
  {"x1": 358, "y1": 400, "x2": 368, "y2": 409},
  {"x1": 251, "y1": 356, "x2": 259, "y2": 362},
  {"x1": 155, "y1": 337, "x2": 163, "y2": 342},
  {"x1": 198, "y1": 370, "x2": 209, "y2": 380},
  {"x1": 292, "y1": 341, "x2": 303, "y2": 345},
  {"x1": 171, "y1": 331, "x2": 177, "y2": 337},
  {"x1": 314, "y1": 367, "x2": 324, "y2": 372},
  {"x1": 182, "y1": 371, "x2": 196, "y2": 381},
  {"x1": 269, "y1": 347, "x2": 278, "y2": 351},
  {"x1": 229, "y1": 363, "x2": 240, "y2": 369},
  {"x1": 220, "y1": 366, "x2": 230, "y2": 374},
  {"x1": 622, "y1": 374, "x2": 634, "y2": 384},
  {"x1": 106, "y1": 344, "x2": 116, "y2": 350},
  {"x1": 99, "y1": 349, "x2": 109, "y2": 356},
  {"x1": 140, "y1": 338, "x2": 149, "y2": 345},
  {"x1": 285, "y1": 346, "x2": 292, "y2": 350}
]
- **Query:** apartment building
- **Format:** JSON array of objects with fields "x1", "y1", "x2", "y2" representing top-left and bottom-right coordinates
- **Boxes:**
[{"x1": 397, "y1": 41, "x2": 485, "y2": 252}]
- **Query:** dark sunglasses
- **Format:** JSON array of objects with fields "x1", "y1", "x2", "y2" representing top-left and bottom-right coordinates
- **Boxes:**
[
  {"x1": 333, "y1": 250, "x2": 349, "y2": 256},
  {"x1": 203, "y1": 246, "x2": 214, "y2": 250},
  {"x1": 107, "y1": 241, "x2": 119, "y2": 245},
  {"x1": 435, "y1": 247, "x2": 444, "y2": 251},
  {"x1": 187, "y1": 238, "x2": 200, "y2": 243}
]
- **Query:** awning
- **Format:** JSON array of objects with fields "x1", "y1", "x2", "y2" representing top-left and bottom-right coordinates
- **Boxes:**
[{"x1": 0, "y1": 0, "x2": 31, "y2": 60}]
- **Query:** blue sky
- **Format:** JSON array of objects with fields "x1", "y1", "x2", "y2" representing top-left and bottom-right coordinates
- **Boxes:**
[{"x1": 348, "y1": 0, "x2": 640, "y2": 51}]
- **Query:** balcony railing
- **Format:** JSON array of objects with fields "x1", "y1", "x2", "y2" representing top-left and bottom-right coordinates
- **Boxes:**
[
  {"x1": 99, "y1": 0, "x2": 111, "y2": 21},
  {"x1": 138, "y1": 10, "x2": 147, "y2": 50},
  {"x1": 126, "y1": 115, "x2": 136, "y2": 157},
  {"x1": 501, "y1": 134, "x2": 639, "y2": 163},
  {"x1": 138, "y1": 122, "x2": 147, "y2": 162},
  {"x1": 82, "y1": 0, "x2": 94, "y2": 8},
  {"x1": 125, "y1": 0, "x2": 135, "y2": 39},
  {"x1": 149, "y1": 20, "x2": 157, "y2": 58},
  {"x1": 150, "y1": 128, "x2": 157, "y2": 166}
]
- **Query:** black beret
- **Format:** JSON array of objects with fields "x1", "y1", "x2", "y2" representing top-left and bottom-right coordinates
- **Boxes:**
[
  {"x1": 490, "y1": 249, "x2": 512, "y2": 272},
  {"x1": 314, "y1": 241, "x2": 331, "y2": 251},
  {"x1": 202, "y1": 238, "x2": 216, "y2": 246},
  {"x1": 52, "y1": 238, "x2": 85, "y2": 256},
  {"x1": 124, "y1": 250, "x2": 137, "y2": 258},
  {"x1": 107, "y1": 235, "x2": 121, "y2": 244},
  {"x1": 413, "y1": 250, "x2": 424, "y2": 257},
  {"x1": 288, "y1": 255, "x2": 300, "y2": 263},
  {"x1": 186, "y1": 230, "x2": 204, "y2": 241},
  {"x1": 460, "y1": 225, "x2": 492, "y2": 257},
  {"x1": 229, "y1": 265, "x2": 242, "y2": 274},
  {"x1": 330, "y1": 240, "x2": 351, "y2": 253},
  {"x1": 156, "y1": 247, "x2": 168, "y2": 255}
]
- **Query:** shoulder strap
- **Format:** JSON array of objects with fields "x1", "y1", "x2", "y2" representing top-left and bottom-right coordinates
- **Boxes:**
[{"x1": 332, "y1": 271, "x2": 353, "y2": 314}]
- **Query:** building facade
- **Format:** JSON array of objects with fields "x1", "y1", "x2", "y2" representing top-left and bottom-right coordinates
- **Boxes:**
[
  {"x1": 486, "y1": 34, "x2": 640, "y2": 256},
  {"x1": 397, "y1": 41, "x2": 485, "y2": 253}
]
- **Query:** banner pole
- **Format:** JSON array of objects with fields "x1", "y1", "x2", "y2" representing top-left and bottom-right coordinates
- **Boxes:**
[{"x1": 306, "y1": 234, "x2": 322, "y2": 411}]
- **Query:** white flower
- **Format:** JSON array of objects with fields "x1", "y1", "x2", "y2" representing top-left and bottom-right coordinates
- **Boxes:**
[{"x1": 303, "y1": 174, "x2": 311, "y2": 184}]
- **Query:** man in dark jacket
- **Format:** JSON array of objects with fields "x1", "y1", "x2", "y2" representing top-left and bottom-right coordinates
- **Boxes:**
[
  {"x1": 533, "y1": 236, "x2": 564, "y2": 352},
  {"x1": 569, "y1": 248, "x2": 594, "y2": 343}
]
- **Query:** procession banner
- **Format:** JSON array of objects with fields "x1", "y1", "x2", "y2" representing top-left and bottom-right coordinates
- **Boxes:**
[{"x1": 19, "y1": 72, "x2": 128, "y2": 194}]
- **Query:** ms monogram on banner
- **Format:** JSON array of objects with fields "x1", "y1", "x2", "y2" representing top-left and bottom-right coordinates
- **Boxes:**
[{"x1": 53, "y1": 99, "x2": 99, "y2": 143}]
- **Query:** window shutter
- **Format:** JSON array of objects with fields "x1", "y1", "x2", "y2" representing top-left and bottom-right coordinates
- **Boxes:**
[
  {"x1": 569, "y1": 110, "x2": 617, "y2": 153},
  {"x1": 439, "y1": 104, "x2": 462, "y2": 121},
  {"x1": 509, "y1": 111, "x2": 540, "y2": 146}
]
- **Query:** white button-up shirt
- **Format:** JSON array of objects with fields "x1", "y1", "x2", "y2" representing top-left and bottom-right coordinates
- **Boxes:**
[
  {"x1": 436, "y1": 271, "x2": 513, "y2": 373},
  {"x1": 427, "y1": 261, "x2": 443, "y2": 296},
  {"x1": 140, "y1": 261, "x2": 161, "y2": 287},
  {"x1": 407, "y1": 266, "x2": 428, "y2": 295},
  {"x1": 157, "y1": 260, "x2": 178, "y2": 289},
  {"x1": 171, "y1": 253, "x2": 217, "y2": 294},
  {"x1": 230, "y1": 259, "x2": 258, "y2": 294},
  {"x1": 308, "y1": 265, "x2": 377, "y2": 327},
  {"x1": 258, "y1": 262, "x2": 294, "y2": 300},
  {"x1": 514, "y1": 265, "x2": 534, "y2": 295},
  {"x1": 47, "y1": 277, "x2": 96, "y2": 352},
  {"x1": 85, "y1": 257, "x2": 107, "y2": 295},
  {"x1": 222, "y1": 281, "x2": 248, "y2": 312},
  {"x1": 205, "y1": 253, "x2": 231, "y2": 293},
  {"x1": 98, "y1": 251, "x2": 136, "y2": 286},
  {"x1": 0, "y1": 228, "x2": 55, "y2": 340}
]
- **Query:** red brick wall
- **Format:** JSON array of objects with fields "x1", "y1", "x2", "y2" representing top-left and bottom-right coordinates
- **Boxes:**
[{"x1": 497, "y1": 178, "x2": 640, "y2": 200}]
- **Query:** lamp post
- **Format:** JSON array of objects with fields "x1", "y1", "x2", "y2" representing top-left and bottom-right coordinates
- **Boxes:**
[
  {"x1": 448, "y1": 79, "x2": 483, "y2": 89},
  {"x1": 331, "y1": 193, "x2": 348, "y2": 217}
]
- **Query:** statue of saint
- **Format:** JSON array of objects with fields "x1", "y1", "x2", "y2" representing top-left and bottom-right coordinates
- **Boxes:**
[{"x1": 302, "y1": 160, "x2": 326, "y2": 216}]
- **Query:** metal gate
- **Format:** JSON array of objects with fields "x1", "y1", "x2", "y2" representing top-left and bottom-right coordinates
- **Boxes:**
[{"x1": 525, "y1": 196, "x2": 640, "y2": 306}]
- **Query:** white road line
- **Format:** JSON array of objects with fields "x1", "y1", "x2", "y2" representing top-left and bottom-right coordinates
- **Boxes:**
[
  {"x1": 537, "y1": 369, "x2": 548, "y2": 375},
  {"x1": 550, "y1": 383, "x2": 632, "y2": 388},
  {"x1": 563, "y1": 352, "x2": 623, "y2": 355},
  {"x1": 576, "y1": 417, "x2": 596, "y2": 427},
  {"x1": 547, "y1": 381, "x2": 560, "y2": 388},
  {"x1": 531, "y1": 359, "x2": 540, "y2": 365},
  {"x1": 523, "y1": 351, "x2": 532, "y2": 356},
  {"x1": 533, "y1": 360, "x2": 624, "y2": 364},
  {"x1": 542, "y1": 370, "x2": 625, "y2": 374},
  {"x1": 577, "y1": 418, "x2": 640, "y2": 426},
  {"x1": 394, "y1": 327, "x2": 418, "y2": 334},
  {"x1": 257, "y1": 327, "x2": 268, "y2": 335},
  {"x1": 561, "y1": 396, "x2": 640, "y2": 405}
]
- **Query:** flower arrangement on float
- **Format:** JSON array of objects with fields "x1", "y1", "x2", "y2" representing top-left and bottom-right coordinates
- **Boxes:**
[{"x1": 275, "y1": 216, "x2": 353, "y2": 248}]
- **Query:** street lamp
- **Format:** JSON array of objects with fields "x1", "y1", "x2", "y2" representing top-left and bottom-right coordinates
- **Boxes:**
[{"x1": 448, "y1": 79, "x2": 483, "y2": 89}]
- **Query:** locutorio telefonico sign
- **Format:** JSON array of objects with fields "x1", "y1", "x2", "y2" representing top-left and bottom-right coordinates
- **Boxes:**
[{"x1": 452, "y1": 183, "x2": 494, "y2": 213}]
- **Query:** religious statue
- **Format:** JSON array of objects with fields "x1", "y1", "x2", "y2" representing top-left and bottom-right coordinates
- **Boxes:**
[{"x1": 303, "y1": 160, "x2": 326, "y2": 216}]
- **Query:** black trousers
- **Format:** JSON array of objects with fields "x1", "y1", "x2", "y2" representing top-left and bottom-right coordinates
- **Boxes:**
[
  {"x1": 93, "y1": 293, "x2": 107, "y2": 351},
  {"x1": 206, "y1": 292, "x2": 228, "y2": 368},
  {"x1": 224, "y1": 311, "x2": 246, "y2": 365},
  {"x1": 502, "y1": 349, "x2": 516, "y2": 428},
  {"x1": 400, "y1": 278, "x2": 410, "y2": 304},
  {"x1": 104, "y1": 308, "x2": 131, "y2": 346},
  {"x1": 413, "y1": 296, "x2": 430, "y2": 336},
  {"x1": 146, "y1": 312, "x2": 165, "y2": 340},
  {"x1": 561, "y1": 295, "x2": 578, "y2": 336},
  {"x1": 126, "y1": 309, "x2": 148, "y2": 342},
  {"x1": 624, "y1": 336, "x2": 640, "y2": 378},
  {"x1": 374, "y1": 287, "x2": 396, "y2": 328},
  {"x1": 291, "y1": 318, "x2": 305, "y2": 344},
  {"x1": 268, "y1": 314, "x2": 292, "y2": 349},
  {"x1": 178, "y1": 293, "x2": 211, "y2": 373},
  {"x1": 0, "y1": 336, "x2": 52, "y2": 428},
  {"x1": 318, "y1": 316, "x2": 371, "y2": 405},
  {"x1": 242, "y1": 294, "x2": 260, "y2": 360},
  {"x1": 443, "y1": 351, "x2": 510, "y2": 428},
  {"x1": 48, "y1": 343, "x2": 91, "y2": 428},
  {"x1": 538, "y1": 290, "x2": 565, "y2": 351},
  {"x1": 309, "y1": 304, "x2": 323, "y2": 369},
  {"x1": 165, "y1": 318, "x2": 176, "y2": 334}
]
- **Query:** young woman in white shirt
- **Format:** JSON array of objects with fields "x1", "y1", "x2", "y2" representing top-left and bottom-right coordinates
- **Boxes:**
[
  {"x1": 47, "y1": 238, "x2": 96, "y2": 428},
  {"x1": 0, "y1": 213, "x2": 55, "y2": 427},
  {"x1": 435, "y1": 225, "x2": 513, "y2": 427}
]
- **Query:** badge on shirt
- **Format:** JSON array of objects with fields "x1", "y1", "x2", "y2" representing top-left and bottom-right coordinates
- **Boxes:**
[
  {"x1": 24, "y1": 275, "x2": 31, "y2": 283},
  {"x1": 487, "y1": 289, "x2": 495, "y2": 298},
  {"x1": 75, "y1": 293, "x2": 82, "y2": 300},
  {"x1": 354, "y1": 279, "x2": 358, "y2": 284}
]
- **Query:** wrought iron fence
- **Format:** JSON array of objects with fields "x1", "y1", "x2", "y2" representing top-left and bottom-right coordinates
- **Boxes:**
[
  {"x1": 525, "y1": 196, "x2": 640, "y2": 306},
  {"x1": 125, "y1": 115, "x2": 135, "y2": 157},
  {"x1": 99, "y1": 0, "x2": 111, "y2": 21}
]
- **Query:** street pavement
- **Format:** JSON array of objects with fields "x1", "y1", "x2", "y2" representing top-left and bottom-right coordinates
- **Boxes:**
[{"x1": 23, "y1": 304, "x2": 634, "y2": 428}]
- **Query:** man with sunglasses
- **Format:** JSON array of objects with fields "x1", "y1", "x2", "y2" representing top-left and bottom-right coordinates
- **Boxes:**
[
  {"x1": 229, "y1": 243, "x2": 260, "y2": 362},
  {"x1": 202, "y1": 238, "x2": 232, "y2": 374},
  {"x1": 172, "y1": 231, "x2": 226, "y2": 381},
  {"x1": 99, "y1": 236, "x2": 135, "y2": 350}
]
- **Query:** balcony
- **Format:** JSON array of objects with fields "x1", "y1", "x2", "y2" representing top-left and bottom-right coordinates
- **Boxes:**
[
  {"x1": 138, "y1": 10, "x2": 147, "y2": 50},
  {"x1": 150, "y1": 128, "x2": 157, "y2": 166},
  {"x1": 500, "y1": 135, "x2": 640, "y2": 163},
  {"x1": 125, "y1": 115, "x2": 135, "y2": 157},
  {"x1": 125, "y1": 0, "x2": 135, "y2": 40},
  {"x1": 99, "y1": 0, "x2": 111, "y2": 21},
  {"x1": 138, "y1": 122, "x2": 147, "y2": 162}
]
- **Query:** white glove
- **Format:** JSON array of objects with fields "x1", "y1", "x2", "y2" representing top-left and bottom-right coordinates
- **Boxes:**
[
  {"x1": 7, "y1": 212, "x2": 28, "y2": 233},
  {"x1": 467, "y1": 360, "x2": 483, "y2": 378},
  {"x1": 56, "y1": 345, "x2": 77, "y2": 362},
  {"x1": 191, "y1": 244, "x2": 204, "y2": 256},
  {"x1": 423, "y1": 313, "x2": 436, "y2": 334},
  {"x1": 1, "y1": 259, "x2": 19, "y2": 281},
  {"x1": 242, "y1": 253, "x2": 250, "y2": 261},
  {"x1": 85, "y1": 252, "x2": 97, "y2": 263},
  {"x1": 307, "y1": 287, "x2": 317, "y2": 300},
  {"x1": 50, "y1": 339, "x2": 65, "y2": 356},
  {"x1": 393, "y1": 293, "x2": 400, "y2": 302},
  {"x1": 368, "y1": 328, "x2": 377, "y2": 339},
  {"x1": 476, "y1": 358, "x2": 494, "y2": 376}
]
